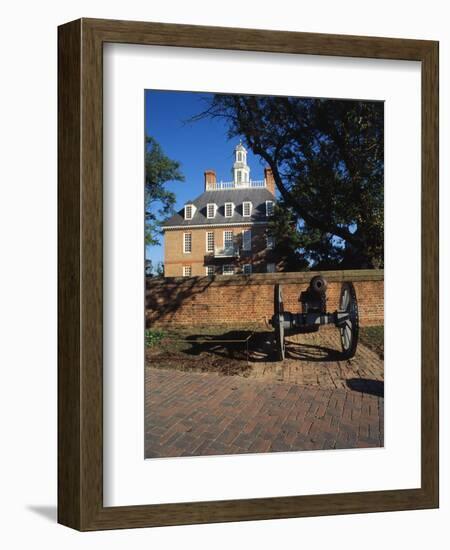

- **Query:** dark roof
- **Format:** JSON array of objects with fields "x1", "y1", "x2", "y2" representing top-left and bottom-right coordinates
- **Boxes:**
[{"x1": 162, "y1": 187, "x2": 275, "y2": 228}]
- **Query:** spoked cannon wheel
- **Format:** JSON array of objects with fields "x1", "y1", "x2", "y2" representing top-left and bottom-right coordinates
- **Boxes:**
[
  {"x1": 274, "y1": 284, "x2": 286, "y2": 361},
  {"x1": 338, "y1": 282, "x2": 359, "y2": 359}
]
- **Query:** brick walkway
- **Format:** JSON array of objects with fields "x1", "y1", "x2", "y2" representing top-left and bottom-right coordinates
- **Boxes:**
[
  {"x1": 244, "y1": 329, "x2": 383, "y2": 390},
  {"x1": 145, "y1": 330, "x2": 384, "y2": 458}
]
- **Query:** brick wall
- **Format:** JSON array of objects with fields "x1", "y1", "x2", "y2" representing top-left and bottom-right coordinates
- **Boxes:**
[{"x1": 146, "y1": 269, "x2": 384, "y2": 328}]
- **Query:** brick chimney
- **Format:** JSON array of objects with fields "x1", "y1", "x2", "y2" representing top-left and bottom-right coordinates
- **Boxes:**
[
  {"x1": 264, "y1": 167, "x2": 275, "y2": 195},
  {"x1": 204, "y1": 170, "x2": 216, "y2": 190}
]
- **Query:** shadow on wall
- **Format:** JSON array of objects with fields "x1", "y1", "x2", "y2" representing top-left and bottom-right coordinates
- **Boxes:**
[
  {"x1": 146, "y1": 271, "x2": 384, "y2": 328},
  {"x1": 146, "y1": 276, "x2": 214, "y2": 326}
]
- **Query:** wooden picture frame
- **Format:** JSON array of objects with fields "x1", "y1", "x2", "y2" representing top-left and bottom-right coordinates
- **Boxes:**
[{"x1": 58, "y1": 18, "x2": 439, "y2": 531}]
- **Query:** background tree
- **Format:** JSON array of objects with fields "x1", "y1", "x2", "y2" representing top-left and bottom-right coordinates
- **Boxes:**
[
  {"x1": 145, "y1": 258, "x2": 164, "y2": 277},
  {"x1": 268, "y1": 201, "x2": 309, "y2": 271},
  {"x1": 196, "y1": 96, "x2": 384, "y2": 269},
  {"x1": 145, "y1": 259, "x2": 154, "y2": 277},
  {"x1": 145, "y1": 136, "x2": 184, "y2": 246}
]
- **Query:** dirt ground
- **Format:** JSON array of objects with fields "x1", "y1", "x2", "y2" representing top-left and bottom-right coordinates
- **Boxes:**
[{"x1": 146, "y1": 324, "x2": 384, "y2": 391}]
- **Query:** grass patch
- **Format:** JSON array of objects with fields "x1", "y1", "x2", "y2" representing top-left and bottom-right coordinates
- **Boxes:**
[
  {"x1": 145, "y1": 329, "x2": 166, "y2": 348},
  {"x1": 147, "y1": 324, "x2": 262, "y2": 351},
  {"x1": 359, "y1": 325, "x2": 384, "y2": 358}
]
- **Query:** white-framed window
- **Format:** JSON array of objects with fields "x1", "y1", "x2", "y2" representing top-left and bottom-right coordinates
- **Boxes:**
[
  {"x1": 205, "y1": 265, "x2": 215, "y2": 277},
  {"x1": 222, "y1": 265, "x2": 235, "y2": 275},
  {"x1": 266, "y1": 200, "x2": 274, "y2": 217},
  {"x1": 184, "y1": 204, "x2": 195, "y2": 220},
  {"x1": 223, "y1": 230, "x2": 234, "y2": 248},
  {"x1": 207, "y1": 203, "x2": 216, "y2": 219},
  {"x1": 236, "y1": 171, "x2": 242, "y2": 183},
  {"x1": 242, "y1": 229, "x2": 252, "y2": 251},
  {"x1": 237, "y1": 152, "x2": 242, "y2": 162},
  {"x1": 242, "y1": 201, "x2": 252, "y2": 217},
  {"x1": 183, "y1": 265, "x2": 192, "y2": 277},
  {"x1": 183, "y1": 232, "x2": 192, "y2": 253},
  {"x1": 266, "y1": 233, "x2": 275, "y2": 249},
  {"x1": 206, "y1": 231, "x2": 214, "y2": 253},
  {"x1": 243, "y1": 264, "x2": 252, "y2": 275},
  {"x1": 266, "y1": 263, "x2": 276, "y2": 273},
  {"x1": 224, "y1": 202, "x2": 234, "y2": 217}
]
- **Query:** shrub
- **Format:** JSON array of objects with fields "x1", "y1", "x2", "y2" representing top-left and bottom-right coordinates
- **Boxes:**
[{"x1": 145, "y1": 329, "x2": 166, "y2": 348}]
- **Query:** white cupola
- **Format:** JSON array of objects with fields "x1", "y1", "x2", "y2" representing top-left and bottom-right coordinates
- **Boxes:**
[{"x1": 232, "y1": 141, "x2": 250, "y2": 186}]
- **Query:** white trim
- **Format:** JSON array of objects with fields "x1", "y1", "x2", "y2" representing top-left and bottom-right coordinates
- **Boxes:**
[
  {"x1": 163, "y1": 221, "x2": 268, "y2": 230},
  {"x1": 182, "y1": 265, "x2": 192, "y2": 277},
  {"x1": 242, "y1": 201, "x2": 252, "y2": 217},
  {"x1": 205, "y1": 231, "x2": 214, "y2": 253},
  {"x1": 266, "y1": 233, "x2": 275, "y2": 249},
  {"x1": 242, "y1": 228, "x2": 252, "y2": 251},
  {"x1": 184, "y1": 204, "x2": 195, "y2": 220},
  {"x1": 201, "y1": 180, "x2": 266, "y2": 191},
  {"x1": 222, "y1": 264, "x2": 235, "y2": 275},
  {"x1": 205, "y1": 265, "x2": 215, "y2": 277},
  {"x1": 206, "y1": 203, "x2": 216, "y2": 219},
  {"x1": 265, "y1": 200, "x2": 274, "y2": 217},
  {"x1": 104, "y1": 40, "x2": 421, "y2": 508},
  {"x1": 183, "y1": 232, "x2": 192, "y2": 254},
  {"x1": 224, "y1": 202, "x2": 234, "y2": 218},
  {"x1": 223, "y1": 229, "x2": 234, "y2": 248}
]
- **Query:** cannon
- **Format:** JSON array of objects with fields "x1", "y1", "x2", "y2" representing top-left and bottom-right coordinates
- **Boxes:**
[{"x1": 269, "y1": 276, "x2": 359, "y2": 361}]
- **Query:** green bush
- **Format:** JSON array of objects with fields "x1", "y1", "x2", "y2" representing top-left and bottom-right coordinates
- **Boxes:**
[{"x1": 145, "y1": 329, "x2": 166, "y2": 348}]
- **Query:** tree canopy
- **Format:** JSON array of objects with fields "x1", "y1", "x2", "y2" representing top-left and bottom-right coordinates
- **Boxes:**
[
  {"x1": 145, "y1": 136, "x2": 184, "y2": 246},
  {"x1": 196, "y1": 95, "x2": 384, "y2": 269}
]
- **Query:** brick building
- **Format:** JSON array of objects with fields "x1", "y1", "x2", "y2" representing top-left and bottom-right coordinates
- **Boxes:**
[{"x1": 162, "y1": 143, "x2": 278, "y2": 277}]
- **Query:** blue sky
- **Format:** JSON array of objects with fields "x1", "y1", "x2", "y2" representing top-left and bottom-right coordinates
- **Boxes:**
[{"x1": 145, "y1": 90, "x2": 267, "y2": 267}]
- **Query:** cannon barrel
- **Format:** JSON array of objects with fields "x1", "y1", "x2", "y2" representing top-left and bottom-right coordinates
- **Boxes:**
[{"x1": 309, "y1": 275, "x2": 328, "y2": 295}]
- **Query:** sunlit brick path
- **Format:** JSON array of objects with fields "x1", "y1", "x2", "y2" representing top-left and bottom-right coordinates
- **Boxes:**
[{"x1": 145, "y1": 335, "x2": 384, "y2": 458}]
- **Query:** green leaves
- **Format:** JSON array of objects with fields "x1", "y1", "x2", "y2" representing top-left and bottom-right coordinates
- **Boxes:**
[
  {"x1": 197, "y1": 96, "x2": 384, "y2": 269},
  {"x1": 145, "y1": 136, "x2": 184, "y2": 246}
]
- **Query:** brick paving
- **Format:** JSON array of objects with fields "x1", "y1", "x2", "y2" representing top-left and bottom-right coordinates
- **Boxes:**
[
  {"x1": 244, "y1": 328, "x2": 383, "y2": 390},
  {"x1": 145, "y1": 329, "x2": 384, "y2": 458}
]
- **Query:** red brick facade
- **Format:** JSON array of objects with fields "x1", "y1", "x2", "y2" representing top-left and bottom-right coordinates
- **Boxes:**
[
  {"x1": 164, "y1": 224, "x2": 278, "y2": 277},
  {"x1": 146, "y1": 270, "x2": 384, "y2": 328}
]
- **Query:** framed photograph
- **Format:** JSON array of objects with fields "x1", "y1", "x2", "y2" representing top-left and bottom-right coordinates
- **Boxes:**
[{"x1": 58, "y1": 18, "x2": 438, "y2": 530}]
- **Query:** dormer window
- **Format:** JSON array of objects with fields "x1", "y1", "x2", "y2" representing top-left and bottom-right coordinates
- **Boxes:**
[
  {"x1": 224, "y1": 202, "x2": 234, "y2": 218},
  {"x1": 184, "y1": 204, "x2": 195, "y2": 220},
  {"x1": 207, "y1": 203, "x2": 216, "y2": 219},
  {"x1": 265, "y1": 200, "x2": 274, "y2": 217},
  {"x1": 242, "y1": 201, "x2": 252, "y2": 217}
]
